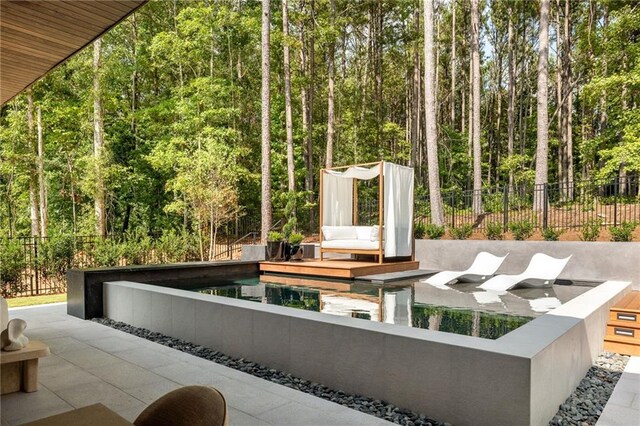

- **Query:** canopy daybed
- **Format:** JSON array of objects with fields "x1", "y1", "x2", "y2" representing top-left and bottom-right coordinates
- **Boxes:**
[{"x1": 319, "y1": 161, "x2": 414, "y2": 264}]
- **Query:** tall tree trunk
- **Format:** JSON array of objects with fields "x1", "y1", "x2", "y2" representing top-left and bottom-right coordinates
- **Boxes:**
[
  {"x1": 37, "y1": 106, "x2": 47, "y2": 238},
  {"x1": 450, "y1": 0, "x2": 456, "y2": 127},
  {"x1": 26, "y1": 89, "x2": 40, "y2": 237},
  {"x1": 67, "y1": 155, "x2": 77, "y2": 234},
  {"x1": 283, "y1": 0, "x2": 295, "y2": 192},
  {"x1": 260, "y1": 0, "x2": 272, "y2": 243},
  {"x1": 410, "y1": 1, "x2": 420, "y2": 168},
  {"x1": 471, "y1": 0, "x2": 482, "y2": 214},
  {"x1": 424, "y1": 0, "x2": 444, "y2": 226},
  {"x1": 563, "y1": 0, "x2": 573, "y2": 199},
  {"x1": 556, "y1": 1, "x2": 565, "y2": 198},
  {"x1": 325, "y1": 0, "x2": 336, "y2": 168},
  {"x1": 534, "y1": 0, "x2": 550, "y2": 212},
  {"x1": 93, "y1": 38, "x2": 107, "y2": 239},
  {"x1": 507, "y1": 6, "x2": 515, "y2": 193}
]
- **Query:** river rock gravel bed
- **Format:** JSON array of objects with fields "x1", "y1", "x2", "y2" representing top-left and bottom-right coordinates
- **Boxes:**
[
  {"x1": 549, "y1": 351, "x2": 629, "y2": 426},
  {"x1": 94, "y1": 318, "x2": 628, "y2": 426}
]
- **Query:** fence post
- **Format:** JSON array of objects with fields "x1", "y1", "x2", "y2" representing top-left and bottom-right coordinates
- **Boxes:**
[
  {"x1": 33, "y1": 237, "x2": 40, "y2": 295},
  {"x1": 451, "y1": 193, "x2": 456, "y2": 229},
  {"x1": 503, "y1": 186, "x2": 509, "y2": 232},
  {"x1": 614, "y1": 180, "x2": 619, "y2": 227},
  {"x1": 543, "y1": 183, "x2": 549, "y2": 230}
]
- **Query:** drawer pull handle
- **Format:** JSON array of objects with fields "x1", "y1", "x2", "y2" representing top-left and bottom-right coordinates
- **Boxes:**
[
  {"x1": 617, "y1": 313, "x2": 637, "y2": 322},
  {"x1": 614, "y1": 328, "x2": 635, "y2": 337}
]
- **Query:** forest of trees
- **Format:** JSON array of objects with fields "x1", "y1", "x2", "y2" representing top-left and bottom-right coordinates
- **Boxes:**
[{"x1": 1, "y1": 0, "x2": 639, "y2": 246}]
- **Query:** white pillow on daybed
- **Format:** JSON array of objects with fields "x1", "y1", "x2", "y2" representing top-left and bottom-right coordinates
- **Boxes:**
[{"x1": 322, "y1": 226, "x2": 357, "y2": 241}]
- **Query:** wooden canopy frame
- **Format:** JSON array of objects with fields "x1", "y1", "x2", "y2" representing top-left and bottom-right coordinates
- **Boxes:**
[{"x1": 319, "y1": 161, "x2": 385, "y2": 263}]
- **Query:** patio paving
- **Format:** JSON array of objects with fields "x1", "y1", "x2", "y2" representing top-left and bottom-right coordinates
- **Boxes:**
[
  {"x1": 596, "y1": 355, "x2": 640, "y2": 426},
  {"x1": 1, "y1": 303, "x2": 391, "y2": 426}
]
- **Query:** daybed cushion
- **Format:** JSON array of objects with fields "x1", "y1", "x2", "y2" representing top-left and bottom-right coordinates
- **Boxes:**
[
  {"x1": 322, "y1": 226, "x2": 358, "y2": 241},
  {"x1": 354, "y1": 226, "x2": 372, "y2": 240},
  {"x1": 321, "y1": 240, "x2": 380, "y2": 250}
]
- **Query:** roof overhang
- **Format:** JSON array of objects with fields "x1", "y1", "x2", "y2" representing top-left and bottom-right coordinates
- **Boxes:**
[{"x1": 1, "y1": 0, "x2": 148, "y2": 105}]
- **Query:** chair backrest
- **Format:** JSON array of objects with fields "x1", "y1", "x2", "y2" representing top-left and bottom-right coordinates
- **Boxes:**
[
  {"x1": 134, "y1": 385, "x2": 228, "y2": 426},
  {"x1": 466, "y1": 252, "x2": 509, "y2": 275},
  {"x1": 522, "y1": 253, "x2": 572, "y2": 280}
]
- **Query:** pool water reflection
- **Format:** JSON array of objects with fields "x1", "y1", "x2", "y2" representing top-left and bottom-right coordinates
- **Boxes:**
[{"x1": 189, "y1": 276, "x2": 596, "y2": 339}]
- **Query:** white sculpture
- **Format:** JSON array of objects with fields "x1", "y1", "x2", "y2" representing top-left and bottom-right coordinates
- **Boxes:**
[
  {"x1": 0, "y1": 296, "x2": 8, "y2": 332},
  {"x1": 1, "y1": 318, "x2": 29, "y2": 351}
]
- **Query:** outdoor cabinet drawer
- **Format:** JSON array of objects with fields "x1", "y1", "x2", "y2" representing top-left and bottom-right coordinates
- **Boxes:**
[
  {"x1": 609, "y1": 310, "x2": 640, "y2": 326},
  {"x1": 607, "y1": 325, "x2": 639, "y2": 340}
]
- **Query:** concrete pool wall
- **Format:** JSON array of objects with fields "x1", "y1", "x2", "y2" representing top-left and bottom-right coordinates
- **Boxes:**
[{"x1": 102, "y1": 279, "x2": 631, "y2": 426}]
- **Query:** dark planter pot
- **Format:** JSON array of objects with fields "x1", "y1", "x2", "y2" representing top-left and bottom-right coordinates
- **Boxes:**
[
  {"x1": 267, "y1": 241, "x2": 288, "y2": 261},
  {"x1": 288, "y1": 244, "x2": 304, "y2": 261}
]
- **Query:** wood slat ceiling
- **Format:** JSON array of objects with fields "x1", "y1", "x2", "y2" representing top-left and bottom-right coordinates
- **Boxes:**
[{"x1": 1, "y1": 0, "x2": 147, "y2": 105}]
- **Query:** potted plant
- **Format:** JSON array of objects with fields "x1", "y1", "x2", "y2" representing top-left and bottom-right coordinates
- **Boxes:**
[
  {"x1": 267, "y1": 231, "x2": 286, "y2": 261},
  {"x1": 288, "y1": 232, "x2": 305, "y2": 261}
]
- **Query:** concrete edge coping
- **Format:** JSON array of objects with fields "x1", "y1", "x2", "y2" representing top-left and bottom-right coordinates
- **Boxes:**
[{"x1": 103, "y1": 279, "x2": 630, "y2": 360}]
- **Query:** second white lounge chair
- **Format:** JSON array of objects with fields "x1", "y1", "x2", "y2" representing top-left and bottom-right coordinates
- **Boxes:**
[
  {"x1": 423, "y1": 252, "x2": 509, "y2": 287},
  {"x1": 479, "y1": 253, "x2": 572, "y2": 292}
]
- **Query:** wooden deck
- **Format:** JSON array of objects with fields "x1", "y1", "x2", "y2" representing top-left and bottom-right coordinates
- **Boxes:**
[
  {"x1": 605, "y1": 291, "x2": 640, "y2": 356},
  {"x1": 259, "y1": 259, "x2": 419, "y2": 279}
]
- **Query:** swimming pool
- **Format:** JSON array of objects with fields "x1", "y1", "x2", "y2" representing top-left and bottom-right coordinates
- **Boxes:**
[{"x1": 190, "y1": 276, "x2": 596, "y2": 339}]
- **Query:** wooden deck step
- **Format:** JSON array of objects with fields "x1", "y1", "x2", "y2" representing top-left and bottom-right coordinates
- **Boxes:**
[{"x1": 604, "y1": 291, "x2": 640, "y2": 356}]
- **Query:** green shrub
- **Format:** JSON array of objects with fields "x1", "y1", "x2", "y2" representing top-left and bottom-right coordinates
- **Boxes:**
[
  {"x1": 414, "y1": 222, "x2": 426, "y2": 239},
  {"x1": 267, "y1": 231, "x2": 284, "y2": 242},
  {"x1": 425, "y1": 224, "x2": 446, "y2": 240},
  {"x1": 610, "y1": 221, "x2": 637, "y2": 242},
  {"x1": 484, "y1": 222, "x2": 504, "y2": 240},
  {"x1": 120, "y1": 229, "x2": 155, "y2": 265},
  {"x1": 38, "y1": 234, "x2": 75, "y2": 281},
  {"x1": 508, "y1": 220, "x2": 534, "y2": 241},
  {"x1": 0, "y1": 238, "x2": 27, "y2": 297},
  {"x1": 91, "y1": 238, "x2": 124, "y2": 267},
  {"x1": 580, "y1": 219, "x2": 602, "y2": 241},
  {"x1": 288, "y1": 232, "x2": 304, "y2": 245},
  {"x1": 156, "y1": 231, "x2": 199, "y2": 262},
  {"x1": 542, "y1": 227, "x2": 564, "y2": 241},
  {"x1": 450, "y1": 224, "x2": 473, "y2": 240}
]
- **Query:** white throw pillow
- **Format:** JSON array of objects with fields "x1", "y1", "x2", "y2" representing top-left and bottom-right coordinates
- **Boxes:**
[
  {"x1": 370, "y1": 225, "x2": 380, "y2": 241},
  {"x1": 322, "y1": 226, "x2": 357, "y2": 241},
  {"x1": 354, "y1": 226, "x2": 372, "y2": 240}
]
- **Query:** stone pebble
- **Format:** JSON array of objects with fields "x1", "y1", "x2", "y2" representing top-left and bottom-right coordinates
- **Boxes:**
[{"x1": 93, "y1": 318, "x2": 628, "y2": 426}]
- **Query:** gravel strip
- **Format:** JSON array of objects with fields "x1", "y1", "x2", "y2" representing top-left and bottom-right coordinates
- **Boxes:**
[
  {"x1": 549, "y1": 352, "x2": 629, "y2": 426},
  {"x1": 93, "y1": 318, "x2": 448, "y2": 426},
  {"x1": 93, "y1": 318, "x2": 628, "y2": 426}
]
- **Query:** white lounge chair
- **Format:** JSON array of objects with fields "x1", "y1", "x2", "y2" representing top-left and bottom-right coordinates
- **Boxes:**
[
  {"x1": 423, "y1": 252, "x2": 509, "y2": 287},
  {"x1": 479, "y1": 253, "x2": 572, "y2": 292}
]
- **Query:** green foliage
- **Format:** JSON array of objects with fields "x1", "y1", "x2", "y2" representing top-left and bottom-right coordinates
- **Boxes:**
[
  {"x1": 121, "y1": 229, "x2": 154, "y2": 265},
  {"x1": 267, "y1": 231, "x2": 284, "y2": 242},
  {"x1": 38, "y1": 234, "x2": 75, "y2": 282},
  {"x1": 484, "y1": 222, "x2": 504, "y2": 240},
  {"x1": 288, "y1": 232, "x2": 304, "y2": 245},
  {"x1": 156, "y1": 230, "x2": 198, "y2": 263},
  {"x1": 450, "y1": 224, "x2": 473, "y2": 240},
  {"x1": 91, "y1": 238, "x2": 124, "y2": 267},
  {"x1": 542, "y1": 227, "x2": 564, "y2": 241},
  {"x1": 424, "y1": 224, "x2": 446, "y2": 240},
  {"x1": 0, "y1": 238, "x2": 27, "y2": 297},
  {"x1": 508, "y1": 220, "x2": 534, "y2": 241},
  {"x1": 610, "y1": 221, "x2": 637, "y2": 242},
  {"x1": 413, "y1": 222, "x2": 426, "y2": 239},
  {"x1": 580, "y1": 219, "x2": 602, "y2": 242}
]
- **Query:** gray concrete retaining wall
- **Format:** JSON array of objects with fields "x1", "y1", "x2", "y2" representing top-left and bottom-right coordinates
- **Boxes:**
[
  {"x1": 415, "y1": 240, "x2": 640, "y2": 288},
  {"x1": 103, "y1": 279, "x2": 630, "y2": 426}
]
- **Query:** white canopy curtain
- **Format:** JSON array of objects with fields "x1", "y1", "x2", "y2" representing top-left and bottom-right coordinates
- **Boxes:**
[{"x1": 321, "y1": 161, "x2": 414, "y2": 258}]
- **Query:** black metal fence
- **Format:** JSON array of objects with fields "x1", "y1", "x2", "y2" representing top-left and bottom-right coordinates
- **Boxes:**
[{"x1": 416, "y1": 175, "x2": 640, "y2": 232}]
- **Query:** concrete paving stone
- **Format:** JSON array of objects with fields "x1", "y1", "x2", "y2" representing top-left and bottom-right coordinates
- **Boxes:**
[
  {"x1": 0, "y1": 386, "x2": 73, "y2": 424},
  {"x1": 607, "y1": 389, "x2": 637, "y2": 408},
  {"x1": 597, "y1": 404, "x2": 640, "y2": 426},
  {"x1": 258, "y1": 401, "x2": 392, "y2": 426},
  {"x1": 611, "y1": 376, "x2": 640, "y2": 394},
  {"x1": 54, "y1": 380, "x2": 145, "y2": 413},
  {"x1": 56, "y1": 346, "x2": 123, "y2": 369},
  {"x1": 113, "y1": 347, "x2": 178, "y2": 369},
  {"x1": 86, "y1": 335, "x2": 145, "y2": 353},
  {"x1": 228, "y1": 407, "x2": 275, "y2": 426},
  {"x1": 211, "y1": 377, "x2": 290, "y2": 417},
  {"x1": 39, "y1": 360, "x2": 102, "y2": 392},
  {"x1": 25, "y1": 327, "x2": 68, "y2": 340},
  {"x1": 121, "y1": 379, "x2": 182, "y2": 405},
  {"x1": 150, "y1": 362, "x2": 219, "y2": 386},
  {"x1": 40, "y1": 336, "x2": 90, "y2": 354},
  {"x1": 88, "y1": 361, "x2": 168, "y2": 389}
]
